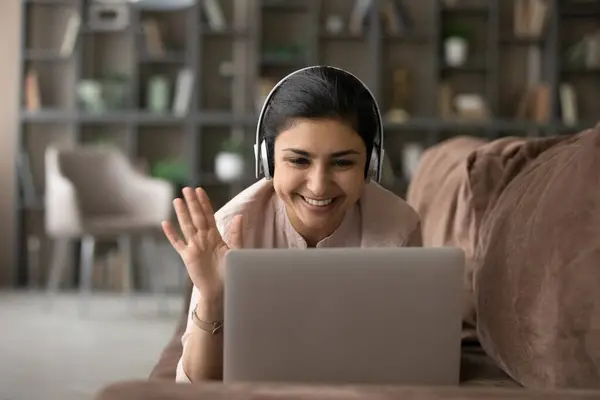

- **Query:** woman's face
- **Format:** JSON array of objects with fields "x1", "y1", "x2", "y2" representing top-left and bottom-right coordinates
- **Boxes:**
[{"x1": 272, "y1": 118, "x2": 368, "y2": 245}]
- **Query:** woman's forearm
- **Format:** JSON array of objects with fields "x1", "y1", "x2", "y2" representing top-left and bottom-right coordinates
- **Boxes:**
[{"x1": 181, "y1": 299, "x2": 224, "y2": 381}]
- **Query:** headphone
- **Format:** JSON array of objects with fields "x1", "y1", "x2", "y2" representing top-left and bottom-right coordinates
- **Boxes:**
[{"x1": 254, "y1": 65, "x2": 385, "y2": 183}]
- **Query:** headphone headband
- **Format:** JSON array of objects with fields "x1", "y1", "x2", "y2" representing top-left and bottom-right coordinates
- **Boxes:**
[{"x1": 254, "y1": 65, "x2": 385, "y2": 182}]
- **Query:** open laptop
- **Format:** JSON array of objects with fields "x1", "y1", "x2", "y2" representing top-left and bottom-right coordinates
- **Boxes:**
[{"x1": 223, "y1": 247, "x2": 464, "y2": 386}]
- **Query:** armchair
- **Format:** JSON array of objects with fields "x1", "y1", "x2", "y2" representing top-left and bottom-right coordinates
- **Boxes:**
[{"x1": 44, "y1": 144, "x2": 174, "y2": 314}]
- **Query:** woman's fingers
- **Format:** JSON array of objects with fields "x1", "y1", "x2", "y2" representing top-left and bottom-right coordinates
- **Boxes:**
[
  {"x1": 162, "y1": 220, "x2": 186, "y2": 253},
  {"x1": 173, "y1": 198, "x2": 196, "y2": 242},
  {"x1": 196, "y1": 187, "x2": 218, "y2": 229},
  {"x1": 183, "y1": 187, "x2": 208, "y2": 231}
]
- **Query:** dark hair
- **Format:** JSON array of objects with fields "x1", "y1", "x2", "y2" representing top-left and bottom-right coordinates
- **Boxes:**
[{"x1": 262, "y1": 66, "x2": 379, "y2": 175}]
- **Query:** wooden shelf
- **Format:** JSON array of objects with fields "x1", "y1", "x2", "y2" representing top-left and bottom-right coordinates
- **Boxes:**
[{"x1": 14, "y1": 0, "x2": 600, "y2": 288}]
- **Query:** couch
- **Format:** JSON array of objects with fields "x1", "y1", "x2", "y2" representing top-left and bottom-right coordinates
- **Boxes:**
[
  {"x1": 95, "y1": 124, "x2": 600, "y2": 399},
  {"x1": 407, "y1": 123, "x2": 600, "y2": 389}
]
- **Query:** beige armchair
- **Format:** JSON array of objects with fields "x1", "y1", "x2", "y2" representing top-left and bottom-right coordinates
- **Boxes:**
[{"x1": 44, "y1": 144, "x2": 174, "y2": 314}]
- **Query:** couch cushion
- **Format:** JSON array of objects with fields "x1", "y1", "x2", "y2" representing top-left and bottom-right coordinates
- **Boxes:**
[
  {"x1": 472, "y1": 126, "x2": 600, "y2": 389},
  {"x1": 406, "y1": 136, "x2": 487, "y2": 330},
  {"x1": 406, "y1": 135, "x2": 537, "y2": 331}
]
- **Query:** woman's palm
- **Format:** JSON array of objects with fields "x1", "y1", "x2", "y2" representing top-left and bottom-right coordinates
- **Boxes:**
[
  {"x1": 182, "y1": 222, "x2": 229, "y2": 281},
  {"x1": 162, "y1": 187, "x2": 243, "y2": 299}
]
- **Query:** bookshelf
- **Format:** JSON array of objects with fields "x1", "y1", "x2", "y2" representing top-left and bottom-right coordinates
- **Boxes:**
[{"x1": 14, "y1": 0, "x2": 599, "y2": 287}]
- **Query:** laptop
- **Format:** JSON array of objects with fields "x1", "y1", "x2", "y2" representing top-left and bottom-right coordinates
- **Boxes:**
[{"x1": 223, "y1": 247, "x2": 464, "y2": 386}]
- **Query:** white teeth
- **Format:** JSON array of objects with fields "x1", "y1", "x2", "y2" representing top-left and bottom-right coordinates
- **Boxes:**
[{"x1": 303, "y1": 197, "x2": 333, "y2": 207}]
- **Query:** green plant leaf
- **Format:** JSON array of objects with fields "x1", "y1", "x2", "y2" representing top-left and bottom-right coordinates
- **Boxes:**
[
  {"x1": 151, "y1": 159, "x2": 189, "y2": 184},
  {"x1": 443, "y1": 22, "x2": 472, "y2": 40}
]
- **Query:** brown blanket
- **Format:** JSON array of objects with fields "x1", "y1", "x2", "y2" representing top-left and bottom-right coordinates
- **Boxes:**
[{"x1": 408, "y1": 125, "x2": 600, "y2": 389}]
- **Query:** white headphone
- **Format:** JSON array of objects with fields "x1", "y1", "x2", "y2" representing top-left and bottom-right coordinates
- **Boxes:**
[{"x1": 254, "y1": 65, "x2": 385, "y2": 183}]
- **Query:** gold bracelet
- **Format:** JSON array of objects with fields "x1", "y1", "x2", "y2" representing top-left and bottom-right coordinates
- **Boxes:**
[{"x1": 191, "y1": 303, "x2": 224, "y2": 335}]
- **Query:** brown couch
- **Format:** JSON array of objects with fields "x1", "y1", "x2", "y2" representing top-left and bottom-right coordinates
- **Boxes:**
[
  {"x1": 96, "y1": 124, "x2": 600, "y2": 399},
  {"x1": 408, "y1": 124, "x2": 600, "y2": 389}
]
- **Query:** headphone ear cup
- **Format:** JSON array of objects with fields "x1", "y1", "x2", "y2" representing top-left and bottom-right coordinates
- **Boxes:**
[
  {"x1": 366, "y1": 147, "x2": 379, "y2": 182},
  {"x1": 260, "y1": 140, "x2": 272, "y2": 180}
]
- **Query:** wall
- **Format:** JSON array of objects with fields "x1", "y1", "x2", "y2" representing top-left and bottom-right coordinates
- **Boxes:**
[{"x1": 0, "y1": 0, "x2": 19, "y2": 286}]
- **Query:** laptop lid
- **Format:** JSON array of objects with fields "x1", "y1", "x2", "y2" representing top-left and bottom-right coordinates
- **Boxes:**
[{"x1": 223, "y1": 247, "x2": 464, "y2": 386}]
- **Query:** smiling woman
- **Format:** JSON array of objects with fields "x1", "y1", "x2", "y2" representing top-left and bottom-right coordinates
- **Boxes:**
[
  {"x1": 160, "y1": 66, "x2": 423, "y2": 384},
  {"x1": 273, "y1": 119, "x2": 368, "y2": 246}
]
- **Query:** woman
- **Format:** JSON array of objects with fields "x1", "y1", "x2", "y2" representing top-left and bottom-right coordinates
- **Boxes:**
[{"x1": 162, "y1": 66, "x2": 422, "y2": 383}]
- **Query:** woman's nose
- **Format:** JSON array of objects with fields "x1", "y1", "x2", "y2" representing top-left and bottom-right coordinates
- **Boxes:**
[{"x1": 306, "y1": 166, "x2": 329, "y2": 196}]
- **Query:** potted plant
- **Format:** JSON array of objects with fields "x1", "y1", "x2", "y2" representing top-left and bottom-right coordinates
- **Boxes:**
[
  {"x1": 215, "y1": 137, "x2": 245, "y2": 183},
  {"x1": 151, "y1": 158, "x2": 189, "y2": 195},
  {"x1": 101, "y1": 71, "x2": 130, "y2": 110},
  {"x1": 443, "y1": 22, "x2": 471, "y2": 67}
]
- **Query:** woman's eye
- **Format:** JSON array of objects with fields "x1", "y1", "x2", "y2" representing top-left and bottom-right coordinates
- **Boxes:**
[
  {"x1": 290, "y1": 158, "x2": 310, "y2": 165},
  {"x1": 333, "y1": 159, "x2": 354, "y2": 168}
]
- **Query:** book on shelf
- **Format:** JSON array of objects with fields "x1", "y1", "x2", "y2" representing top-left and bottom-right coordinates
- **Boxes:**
[
  {"x1": 516, "y1": 83, "x2": 551, "y2": 124},
  {"x1": 142, "y1": 18, "x2": 166, "y2": 56},
  {"x1": 59, "y1": 10, "x2": 81, "y2": 57},
  {"x1": 565, "y1": 32, "x2": 600, "y2": 70},
  {"x1": 172, "y1": 68, "x2": 195, "y2": 116},
  {"x1": 559, "y1": 83, "x2": 578, "y2": 126},
  {"x1": 380, "y1": 0, "x2": 413, "y2": 36},
  {"x1": 453, "y1": 94, "x2": 490, "y2": 121},
  {"x1": 583, "y1": 32, "x2": 600, "y2": 69},
  {"x1": 350, "y1": 0, "x2": 412, "y2": 36},
  {"x1": 514, "y1": 0, "x2": 549, "y2": 39},
  {"x1": 526, "y1": 47, "x2": 542, "y2": 86},
  {"x1": 438, "y1": 82, "x2": 454, "y2": 120},
  {"x1": 533, "y1": 84, "x2": 550, "y2": 123},
  {"x1": 349, "y1": 0, "x2": 373, "y2": 35},
  {"x1": 17, "y1": 151, "x2": 39, "y2": 206},
  {"x1": 202, "y1": 0, "x2": 227, "y2": 32},
  {"x1": 25, "y1": 68, "x2": 41, "y2": 111}
]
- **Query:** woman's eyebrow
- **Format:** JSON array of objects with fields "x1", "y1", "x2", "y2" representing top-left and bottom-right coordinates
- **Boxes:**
[
  {"x1": 282, "y1": 148, "x2": 311, "y2": 157},
  {"x1": 282, "y1": 148, "x2": 360, "y2": 157},
  {"x1": 331, "y1": 150, "x2": 360, "y2": 157}
]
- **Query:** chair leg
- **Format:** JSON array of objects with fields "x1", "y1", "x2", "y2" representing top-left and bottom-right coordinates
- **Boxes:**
[
  {"x1": 117, "y1": 235, "x2": 133, "y2": 293},
  {"x1": 143, "y1": 234, "x2": 170, "y2": 315},
  {"x1": 27, "y1": 236, "x2": 42, "y2": 290},
  {"x1": 46, "y1": 238, "x2": 72, "y2": 309},
  {"x1": 79, "y1": 235, "x2": 96, "y2": 316},
  {"x1": 117, "y1": 235, "x2": 137, "y2": 313}
]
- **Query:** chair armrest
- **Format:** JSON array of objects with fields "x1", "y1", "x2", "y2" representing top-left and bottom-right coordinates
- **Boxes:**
[{"x1": 127, "y1": 173, "x2": 174, "y2": 223}]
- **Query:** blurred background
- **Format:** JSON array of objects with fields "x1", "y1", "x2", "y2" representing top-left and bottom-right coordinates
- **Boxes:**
[{"x1": 0, "y1": 0, "x2": 598, "y2": 398}]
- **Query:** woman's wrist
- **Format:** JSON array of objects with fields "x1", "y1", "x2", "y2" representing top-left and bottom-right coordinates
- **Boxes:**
[
  {"x1": 197, "y1": 299, "x2": 223, "y2": 319},
  {"x1": 196, "y1": 278, "x2": 223, "y2": 302},
  {"x1": 195, "y1": 285, "x2": 224, "y2": 321}
]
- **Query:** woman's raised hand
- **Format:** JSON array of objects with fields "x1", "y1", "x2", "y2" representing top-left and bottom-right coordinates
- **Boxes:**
[{"x1": 162, "y1": 187, "x2": 243, "y2": 303}]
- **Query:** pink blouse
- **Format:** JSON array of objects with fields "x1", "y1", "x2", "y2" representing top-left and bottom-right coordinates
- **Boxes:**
[{"x1": 176, "y1": 179, "x2": 422, "y2": 382}]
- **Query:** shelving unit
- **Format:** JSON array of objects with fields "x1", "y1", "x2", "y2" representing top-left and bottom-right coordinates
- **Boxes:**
[{"x1": 14, "y1": 0, "x2": 600, "y2": 287}]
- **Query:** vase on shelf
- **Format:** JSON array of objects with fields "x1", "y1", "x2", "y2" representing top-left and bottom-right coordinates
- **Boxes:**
[
  {"x1": 215, "y1": 152, "x2": 244, "y2": 183},
  {"x1": 444, "y1": 36, "x2": 468, "y2": 67},
  {"x1": 215, "y1": 137, "x2": 245, "y2": 183}
]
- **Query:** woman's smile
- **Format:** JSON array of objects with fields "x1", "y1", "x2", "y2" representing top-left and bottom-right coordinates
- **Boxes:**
[{"x1": 298, "y1": 194, "x2": 339, "y2": 213}]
